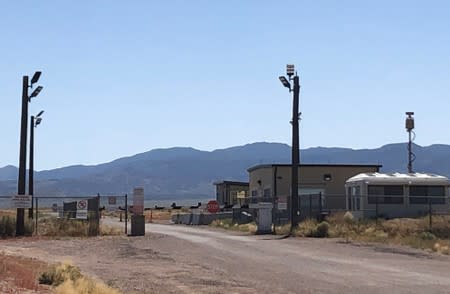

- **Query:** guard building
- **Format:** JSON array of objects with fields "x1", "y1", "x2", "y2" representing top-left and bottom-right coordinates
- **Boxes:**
[
  {"x1": 247, "y1": 164, "x2": 382, "y2": 211},
  {"x1": 213, "y1": 180, "x2": 249, "y2": 206}
]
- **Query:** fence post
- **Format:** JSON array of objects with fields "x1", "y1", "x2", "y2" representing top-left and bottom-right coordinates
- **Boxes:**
[
  {"x1": 97, "y1": 194, "x2": 101, "y2": 235},
  {"x1": 318, "y1": 192, "x2": 322, "y2": 221},
  {"x1": 428, "y1": 196, "x2": 432, "y2": 231},
  {"x1": 35, "y1": 197, "x2": 38, "y2": 235},
  {"x1": 309, "y1": 194, "x2": 312, "y2": 219},
  {"x1": 375, "y1": 194, "x2": 379, "y2": 225},
  {"x1": 125, "y1": 194, "x2": 128, "y2": 235}
]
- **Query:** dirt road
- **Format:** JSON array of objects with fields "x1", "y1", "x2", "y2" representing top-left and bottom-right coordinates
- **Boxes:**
[{"x1": 2, "y1": 221, "x2": 450, "y2": 293}]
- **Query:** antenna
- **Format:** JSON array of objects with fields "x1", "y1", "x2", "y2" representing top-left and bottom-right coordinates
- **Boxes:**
[{"x1": 405, "y1": 112, "x2": 415, "y2": 173}]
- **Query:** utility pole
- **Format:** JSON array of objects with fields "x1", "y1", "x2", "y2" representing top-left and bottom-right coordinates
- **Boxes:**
[
  {"x1": 28, "y1": 111, "x2": 43, "y2": 219},
  {"x1": 279, "y1": 64, "x2": 301, "y2": 233},
  {"x1": 16, "y1": 72, "x2": 42, "y2": 236},
  {"x1": 28, "y1": 115, "x2": 35, "y2": 218},
  {"x1": 16, "y1": 76, "x2": 29, "y2": 235},
  {"x1": 291, "y1": 74, "x2": 300, "y2": 229}
]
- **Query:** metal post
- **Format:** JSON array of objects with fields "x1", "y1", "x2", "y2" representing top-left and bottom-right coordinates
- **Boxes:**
[
  {"x1": 309, "y1": 194, "x2": 312, "y2": 218},
  {"x1": 272, "y1": 166, "x2": 278, "y2": 233},
  {"x1": 35, "y1": 197, "x2": 38, "y2": 235},
  {"x1": 291, "y1": 75, "x2": 300, "y2": 232},
  {"x1": 28, "y1": 116, "x2": 35, "y2": 219},
  {"x1": 125, "y1": 194, "x2": 128, "y2": 235},
  {"x1": 375, "y1": 194, "x2": 379, "y2": 225},
  {"x1": 408, "y1": 131, "x2": 412, "y2": 173},
  {"x1": 428, "y1": 196, "x2": 432, "y2": 231},
  {"x1": 318, "y1": 192, "x2": 322, "y2": 221},
  {"x1": 16, "y1": 76, "x2": 29, "y2": 236}
]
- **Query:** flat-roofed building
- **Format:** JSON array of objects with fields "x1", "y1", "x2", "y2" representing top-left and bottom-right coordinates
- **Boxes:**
[
  {"x1": 213, "y1": 180, "x2": 249, "y2": 206},
  {"x1": 247, "y1": 164, "x2": 382, "y2": 212},
  {"x1": 345, "y1": 172, "x2": 450, "y2": 219}
]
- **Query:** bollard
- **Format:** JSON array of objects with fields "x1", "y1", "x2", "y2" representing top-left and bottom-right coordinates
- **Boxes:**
[{"x1": 120, "y1": 212, "x2": 122, "y2": 222}]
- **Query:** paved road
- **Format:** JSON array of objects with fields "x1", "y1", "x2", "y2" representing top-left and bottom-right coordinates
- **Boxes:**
[{"x1": 140, "y1": 223, "x2": 450, "y2": 294}]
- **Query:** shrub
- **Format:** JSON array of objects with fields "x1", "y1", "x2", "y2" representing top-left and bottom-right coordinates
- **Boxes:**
[
  {"x1": 419, "y1": 231, "x2": 437, "y2": 241},
  {"x1": 296, "y1": 219, "x2": 318, "y2": 237},
  {"x1": 0, "y1": 215, "x2": 34, "y2": 237},
  {"x1": 39, "y1": 262, "x2": 82, "y2": 286},
  {"x1": 0, "y1": 216, "x2": 16, "y2": 237},
  {"x1": 314, "y1": 221, "x2": 329, "y2": 238},
  {"x1": 39, "y1": 262, "x2": 120, "y2": 294}
]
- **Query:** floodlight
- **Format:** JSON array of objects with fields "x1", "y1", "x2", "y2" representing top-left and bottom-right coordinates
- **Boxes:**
[
  {"x1": 30, "y1": 71, "x2": 42, "y2": 85},
  {"x1": 36, "y1": 110, "x2": 44, "y2": 118},
  {"x1": 279, "y1": 76, "x2": 291, "y2": 89},
  {"x1": 35, "y1": 118, "x2": 42, "y2": 126},
  {"x1": 286, "y1": 64, "x2": 295, "y2": 77},
  {"x1": 29, "y1": 86, "x2": 43, "y2": 98}
]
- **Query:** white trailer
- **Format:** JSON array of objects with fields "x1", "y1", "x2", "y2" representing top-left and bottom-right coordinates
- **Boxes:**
[{"x1": 345, "y1": 172, "x2": 450, "y2": 219}]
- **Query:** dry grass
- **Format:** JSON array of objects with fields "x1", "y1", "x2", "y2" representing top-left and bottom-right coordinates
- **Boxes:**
[
  {"x1": 144, "y1": 209, "x2": 173, "y2": 223},
  {"x1": 40, "y1": 261, "x2": 121, "y2": 294},
  {"x1": 99, "y1": 224, "x2": 123, "y2": 236},
  {"x1": 0, "y1": 253, "x2": 50, "y2": 292},
  {"x1": 323, "y1": 212, "x2": 450, "y2": 254},
  {"x1": 210, "y1": 219, "x2": 257, "y2": 234},
  {"x1": 0, "y1": 215, "x2": 34, "y2": 237},
  {"x1": 39, "y1": 218, "x2": 122, "y2": 237}
]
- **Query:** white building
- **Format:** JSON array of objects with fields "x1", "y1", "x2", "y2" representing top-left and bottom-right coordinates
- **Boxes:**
[{"x1": 345, "y1": 172, "x2": 450, "y2": 219}]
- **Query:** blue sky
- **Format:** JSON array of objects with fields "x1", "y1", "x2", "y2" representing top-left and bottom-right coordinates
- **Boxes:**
[{"x1": 1, "y1": 1, "x2": 449, "y2": 170}]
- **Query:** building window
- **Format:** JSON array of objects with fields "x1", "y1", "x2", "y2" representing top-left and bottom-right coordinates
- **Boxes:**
[
  {"x1": 368, "y1": 185, "x2": 404, "y2": 204},
  {"x1": 263, "y1": 188, "x2": 271, "y2": 198},
  {"x1": 251, "y1": 190, "x2": 258, "y2": 197},
  {"x1": 410, "y1": 186, "x2": 445, "y2": 204}
]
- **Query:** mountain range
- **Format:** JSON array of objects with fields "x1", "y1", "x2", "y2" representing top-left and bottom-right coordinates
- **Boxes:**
[{"x1": 0, "y1": 142, "x2": 449, "y2": 199}]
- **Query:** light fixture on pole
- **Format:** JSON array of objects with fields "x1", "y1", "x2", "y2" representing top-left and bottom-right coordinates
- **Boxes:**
[
  {"x1": 279, "y1": 64, "x2": 301, "y2": 235},
  {"x1": 28, "y1": 110, "x2": 44, "y2": 219},
  {"x1": 16, "y1": 71, "x2": 43, "y2": 236}
]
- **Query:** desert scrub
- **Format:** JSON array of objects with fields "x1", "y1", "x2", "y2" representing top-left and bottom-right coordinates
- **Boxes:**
[
  {"x1": 0, "y1": 215, "x2": 34, "y2": 237},
  {"x1": 210, "y1": 219, "x2": 257, "y2": 233},
  {"x1": 296, "y1": 219, "x2": 329, "y2": 238},
  {"x1": 39, "y1": 262, "x2": 121, "y2": 294}
]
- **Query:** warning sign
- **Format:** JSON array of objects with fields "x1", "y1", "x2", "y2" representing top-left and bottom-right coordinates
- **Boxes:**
[
  {"x1": 108, "y1": 196, "x2": 117, "y2": 205},
  {"x1": 76, "y1": 199, "x2": 88, "y2": 219},
  {"x1": 12, "y1": 195, "x2": 32, "y2": 208}
]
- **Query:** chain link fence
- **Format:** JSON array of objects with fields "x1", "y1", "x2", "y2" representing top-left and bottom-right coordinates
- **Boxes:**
[
  {"x1": 0, "y1": 194, "x2": 129, "y2": 236},
  {"x1": 227, "y1": 193, "x2": 450, "y2": 231}
]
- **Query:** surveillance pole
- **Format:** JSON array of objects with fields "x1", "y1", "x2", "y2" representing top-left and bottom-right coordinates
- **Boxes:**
[
  {"x1": 279, "y1": 65, "x2": 301, "y2": 234},
  {"x1": 405, "y1": 112, "x2": 415, "y2": 173},
  {"x1": 28, "y1": 116, "x2": 35, "y2": 219},
  {"x1": 16, "y1": 76, "x2": 29, "y2": 236},
  {"x1": 291, "y1": 74, "x2": 300, "y2": 230}
]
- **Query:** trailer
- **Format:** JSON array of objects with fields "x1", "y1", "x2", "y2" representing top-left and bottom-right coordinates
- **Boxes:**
[{"x1": 345, "y1": 172, "x2": 450, "y2": 219}]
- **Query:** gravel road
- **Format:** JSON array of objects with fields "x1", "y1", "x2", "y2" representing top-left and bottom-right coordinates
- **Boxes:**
[{"x1": 2, "y1": 220, "x2": 450, "y2": 293}]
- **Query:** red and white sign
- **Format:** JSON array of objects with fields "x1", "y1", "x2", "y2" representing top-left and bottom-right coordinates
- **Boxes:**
[
  {"x1": 206, "y1": 200, "x2": 220, "y2": 213},
  {"x1": 76, "y1": 199, "x2": 88, "y2": 219}
]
